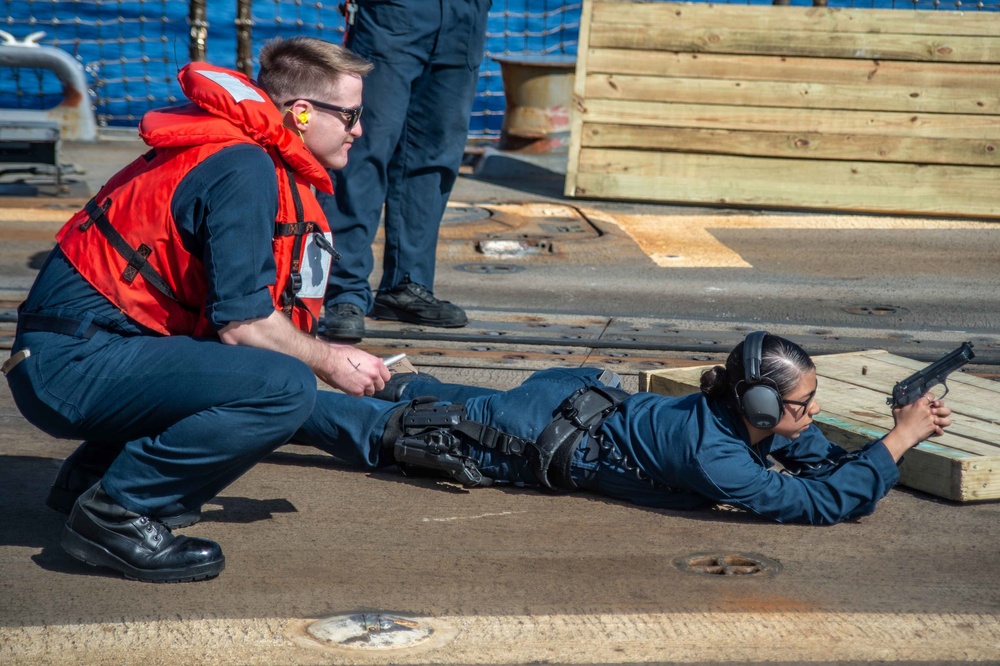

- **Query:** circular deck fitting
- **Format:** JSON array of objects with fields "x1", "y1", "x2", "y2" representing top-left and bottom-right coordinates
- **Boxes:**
[
  {"x1": 674, "y1": 552, "x2": 782, "y2": 577},
  {"x1": 307, "y1": 613, "x2": 434, "y2": 650}
]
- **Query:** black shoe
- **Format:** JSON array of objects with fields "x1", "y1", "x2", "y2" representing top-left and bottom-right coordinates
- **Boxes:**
[
  {"x1": 61, "y1": 484, "x2": 224, "y2": 583},
  {"x1": 371, "y1": 279, "x2": 468, "y2": 328},
  {"x1": 47, "y1": 446, "x2": 201, "y2": 530},
  {"x1": 373, "y1": 371, "x2": 441, "y2": 402},
  {"x1": 322, "y1": 302, "x2": 366, "y2": 341}
]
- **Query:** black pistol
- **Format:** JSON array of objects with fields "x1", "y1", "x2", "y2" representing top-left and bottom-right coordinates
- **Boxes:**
[{"x1": 887, "y1": 342, "x2": 974, "y2": 408}]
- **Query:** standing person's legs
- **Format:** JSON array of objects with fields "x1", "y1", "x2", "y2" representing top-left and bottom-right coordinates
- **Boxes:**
[
  {"x1": 318, "y1": 57, "x2": 413, "y2": 317},
  {"x1": 317, "y1": 0, "x2": 434, "y2": 340},
  {"x1": 370, "y1": 62, "x2": 479, "y2": 329},
  {"x1": 316, "y1": 57, "x2": 414, "y2": 341},
  {"x1": 378, "y1": 62, "x2": 478, "y2": 291}
]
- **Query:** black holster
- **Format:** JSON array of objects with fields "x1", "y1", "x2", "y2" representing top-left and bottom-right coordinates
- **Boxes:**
[{"x1": 392, "y1": 400, "x2": 493, "y2": 487}]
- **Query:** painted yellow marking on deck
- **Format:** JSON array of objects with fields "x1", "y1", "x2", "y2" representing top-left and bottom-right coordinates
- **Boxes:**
[{"x1": 597, "y1": 213, "x2": 1000, "y2": 268}]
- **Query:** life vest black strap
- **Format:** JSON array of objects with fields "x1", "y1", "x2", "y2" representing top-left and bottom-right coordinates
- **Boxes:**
[
  {"x1": 80, "y1": 197, "x2": 182, "y2": 305},
  {"x1": 275, "y1": 161, "x2": 341, "y2": 323},
  {"x1": 279, "y1": 164, "x2": 306, "y2": 317}
]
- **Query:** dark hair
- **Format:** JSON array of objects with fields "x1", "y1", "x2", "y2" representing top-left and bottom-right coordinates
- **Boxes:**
[
  {"x1": 256, "y1": 37, "x2": 373, "y2": 105},
  {"x1": 700, "y1": 334, "x2": 815, "y2": 404}
]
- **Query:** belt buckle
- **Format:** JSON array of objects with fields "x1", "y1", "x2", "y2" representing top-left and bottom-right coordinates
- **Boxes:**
[{"x1": 1, "y1": 349, "x2": 31, "y2": 376}]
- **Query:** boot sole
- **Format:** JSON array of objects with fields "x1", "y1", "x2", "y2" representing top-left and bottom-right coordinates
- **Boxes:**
[
  {"x1": 47, "y1": 486, "x2": 202, "y2": 529},
  {"x1": 369, "y1": 305, "x2": 468, "y2": 328},
  {"x1": 61, "y1": 525, "x2": 225, "y2": 583}
]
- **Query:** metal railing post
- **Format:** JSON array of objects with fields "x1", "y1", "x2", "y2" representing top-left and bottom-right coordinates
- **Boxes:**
[
  {"x1": 236, "y1": 0, "x2": 254, "y2": 78},
  {"x1": 189, "y1": 0, "x2": 208, "y2": 63}
]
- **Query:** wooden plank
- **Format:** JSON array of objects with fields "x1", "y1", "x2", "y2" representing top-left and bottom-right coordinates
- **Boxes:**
[
  {"x1": 573, "y1": 149, "x2": 1000, "y2": 217},
  {"x1": 583, "y1": 72, "x2": 1000, "y2": 116},
  {"x1": 819, "y1": 349, "x2": 1000, "y2": 399},
  {"x1": 591, "y1": 2, "x2": 1000, "y2": 39},
  {"x1": 643, "y1": 365, "x2": 705, "y2": 396},
  {"x1": 814, "y1": 352, "x2": 1000, "y2": 501},
  {"x1": 954, "y1": 459, "x2": 1000, "y2": 501},
  {"x1": 589, "y1": 23, "x2": 1000, "y2": 64},
  {"x1": 807, "y1": 414, "x2": 980, "y2": 501},
  {"x1": 579, "y1": 99, "x2": 1000, "y2": 140},
  {"x1": 579, "y1": 123, "x2": 1000, "y2": 168},
  {"x1": 569, "y1": 0, "x2": 1000, "y2": 217},
  {"x1": 814, "y1": 351, "x2": 1000, "y2": 426},
  {"x1": 816, "y1": 390, "x2": 999, "y2": 458},
  {"x1": 586, "y1": 49, "x2": 1000, "y2": 91}
]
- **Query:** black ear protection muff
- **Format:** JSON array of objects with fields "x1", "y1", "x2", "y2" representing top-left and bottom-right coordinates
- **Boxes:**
[{"x1": 739, "y1": 330, "x2": 783, "y2": 429}]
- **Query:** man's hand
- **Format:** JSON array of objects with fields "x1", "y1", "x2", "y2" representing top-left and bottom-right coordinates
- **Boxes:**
[
  {"x1": 882, "y1": 392, "x2": 953, "y2": 462},
  {"x1": 316, "y1": 343, "x2": 390, "y2": 397},
  {"x1": 219, "y1": 310, "x2": 389, "y2": 397}
]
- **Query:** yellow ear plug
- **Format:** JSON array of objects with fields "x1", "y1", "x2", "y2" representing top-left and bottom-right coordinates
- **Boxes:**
[{"x1": 297, "y1": 111, "x2": 310, "y2": 123}]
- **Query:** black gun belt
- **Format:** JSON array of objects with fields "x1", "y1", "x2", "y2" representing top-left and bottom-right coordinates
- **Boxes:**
[{"x1": 532, "y1": 384, "x2": 629, "y2": 492}]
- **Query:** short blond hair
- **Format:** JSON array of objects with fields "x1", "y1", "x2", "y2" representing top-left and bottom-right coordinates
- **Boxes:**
[{"x1": 257, "y1": 36, "x2": 373, "y2": 104}]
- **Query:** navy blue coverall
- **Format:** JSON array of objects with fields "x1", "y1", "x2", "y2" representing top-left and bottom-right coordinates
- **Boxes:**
[
  {"x1": 298, "y1": 368, "x2": 903, "y2": 526},
  {"x1": 316, "y1": 0, "x2": 492, "y2": 312}
]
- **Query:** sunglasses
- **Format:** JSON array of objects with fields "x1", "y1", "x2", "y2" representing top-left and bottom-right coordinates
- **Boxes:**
[{"x1": 285, "y1": 98, "x2": 363, "y2": 130}]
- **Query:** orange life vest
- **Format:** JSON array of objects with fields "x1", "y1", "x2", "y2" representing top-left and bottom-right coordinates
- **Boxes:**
[{"x1": 57, "y1": 63, "x2": 335, "y2": 337}]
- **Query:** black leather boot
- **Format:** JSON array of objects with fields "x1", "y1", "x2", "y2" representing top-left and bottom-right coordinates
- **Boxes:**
[
  {"x1": 371, "y1": 278, "x2": 467, "y2": 327},
  {"x1": 321, "y1": 302, "x2": 366, "y2": 342},
  {"x1": 61, "y1": 483, "x2": 225, "y2": 583},
  {"x1": 47, "y1": 441, "x2": 202, "y2": 529}
]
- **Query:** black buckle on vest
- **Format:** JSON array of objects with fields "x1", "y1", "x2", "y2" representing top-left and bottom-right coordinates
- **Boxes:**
[{"x1": 289, "y1": 272, "x2": 302, "y2": 293}]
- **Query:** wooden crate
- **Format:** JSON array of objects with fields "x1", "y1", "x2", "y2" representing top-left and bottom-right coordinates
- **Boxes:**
[
  {"x1": 566, "y1": 1, "x2": 1000, "y2": 218},
  {"x1": 640, "y1": 350, "x2": 1000, "y2": 502}
]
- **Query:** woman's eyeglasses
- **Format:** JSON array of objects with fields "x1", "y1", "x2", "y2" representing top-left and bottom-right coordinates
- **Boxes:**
[{"x1": 782, "y1": 392, "x2": 816, "y2": 420}]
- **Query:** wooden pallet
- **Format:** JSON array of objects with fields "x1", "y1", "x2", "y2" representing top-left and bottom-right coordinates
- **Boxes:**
[
  {"x1": 640, "y1": 350, "x2": 1000, "y2": 502},
  {"x1": 565, "y1": 1, "x2": 1000, "y2": 217}
]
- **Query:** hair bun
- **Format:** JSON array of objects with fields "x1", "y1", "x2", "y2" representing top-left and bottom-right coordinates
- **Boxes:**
[{"x1": 699, "y1": 365, "x2": 729, "y2": 397}]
